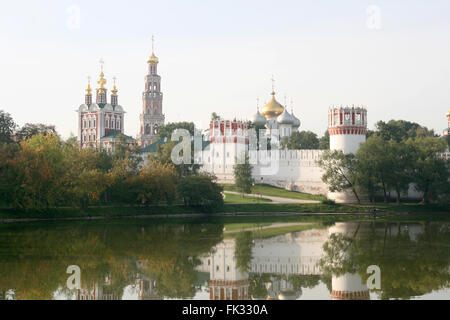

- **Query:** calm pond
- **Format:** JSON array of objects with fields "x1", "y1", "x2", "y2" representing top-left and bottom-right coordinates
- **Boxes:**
[{"x1": 0, "y1": 218, "x2": 449, "y2": 300}]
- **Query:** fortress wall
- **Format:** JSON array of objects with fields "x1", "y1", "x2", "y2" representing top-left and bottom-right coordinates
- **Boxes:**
[{"x1": 200, "y1": 148, "x2": 328, "y2": 195}]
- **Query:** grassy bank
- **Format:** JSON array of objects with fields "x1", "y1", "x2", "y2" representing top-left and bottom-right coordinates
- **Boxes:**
[
  {"x1": 0, "y1": 200, "x2": 448, "y2": 222},
  {"x1": 221, "y1": 183, "x2": 327, "y2": 201},
  {"x1": 223, "y1": 192, "x2": 272, "y2": 204}
]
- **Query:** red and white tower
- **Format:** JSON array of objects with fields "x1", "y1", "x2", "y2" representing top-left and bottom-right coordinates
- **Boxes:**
[
  {"x1": 328, "y1": 105, "x2": 367, "y2": 154},
  {"x1": 138, "y1": 36, "x2": 165, "y2": 147},
  {"x1": 328, "y1": 105, "x2": 367, "y2": 203}
]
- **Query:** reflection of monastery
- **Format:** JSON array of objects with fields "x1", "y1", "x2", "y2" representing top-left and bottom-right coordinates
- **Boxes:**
[
  {"x1": 196, "y1": 223, "x2": 425, "y2": 300},
  {"x1": 74, "y1": 222, "x2": 425, "y2": 300}
]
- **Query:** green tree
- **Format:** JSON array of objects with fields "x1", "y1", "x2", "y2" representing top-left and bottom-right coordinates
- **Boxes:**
[
  {"x1": 6, "y1": 133, "x2": 66, "y2": 210},
  {"x1": 16, "y1": 123, "x2": 58, "y2": 141},
  {"x1": 407, "y1": 136, "x2": 448, "y2": 204},
  {"x1": 317, "y1": 150, "x2": 361, "y2": 203},
  {"x1": 233, "y1": 154, "x2": 254, "y2": 195},
  {"x1": 0, "y1": 110, "x2": 17, "y2": 144},
  {"x1": 355, "y1": 135, "x2": 393, "y2": 202},
  {"x1": 152, "y1": 140, "x2": 200, "y2": 177},
  {"x1": 178, "y1": 173, "x2": 223, "y2": 211},
  {"x1": 234, "y1": 232, "x2": 253, "y2": 273},
  {"x1": 375, "y1": 120, "x2": 436, "y2": 142},
  {"x1": 130, "y1": 160, "x2": 178, "y2": 206},
  {"x1": 318, "y1": 130, "x2": 330, "y2": 150},
  {"x1": 282, "y1": 131, "x2": 319, "y2": 150},
  {"x1": 157, "y1": 122, "x2": 195, "y2": 142}
]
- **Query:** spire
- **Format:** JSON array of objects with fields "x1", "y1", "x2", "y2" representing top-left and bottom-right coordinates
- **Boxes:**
[
  {"x1": 111, "y1": 76, "x2": 118, "y2": 106},
  {"x1": 111, "y1": 76, "x2": 118, "y2": 95},
  {"x1": 96, "y1": 59, "x2": 107, "y2": 104},
  {"x1": 86, "y1": 76, "x2": 92, "y2": 95},
  {"x1": 147, "y1": 35, "x2": 159, "y2": 64},
  {"x1": 85, "y1": 75, "x2": 92, "y2": 105},
  {"x1": 271, "y1": 75, "x2": 275, "y2": 95},
  {"x1": 256, "y1": 97, "x2": 260, "y2": 111},
  {"x1": 97, "y1": 59, "x2": 107, "y2": 93}
]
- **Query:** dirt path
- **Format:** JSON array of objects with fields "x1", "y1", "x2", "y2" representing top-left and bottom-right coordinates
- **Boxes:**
[{"x1": 223, "y1": 191, "x2": 320, "y2": 204}]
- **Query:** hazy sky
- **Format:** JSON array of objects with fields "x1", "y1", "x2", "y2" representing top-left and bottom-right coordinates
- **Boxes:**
[{"x1": 1, "y1": 0, "x2": 450, "y2": 139}]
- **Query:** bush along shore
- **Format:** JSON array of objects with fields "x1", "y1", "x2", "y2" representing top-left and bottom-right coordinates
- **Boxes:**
[{"x1": 1, "y1": 201, "x2": 449, "y2": 222}]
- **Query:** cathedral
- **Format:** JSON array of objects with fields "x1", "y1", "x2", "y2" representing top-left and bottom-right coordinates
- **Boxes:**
[
  {"x1": 77, "y1": 40, "x2": 165, "y2": 151},
  {"x1": 77, "y1": 60, "x2": 136, "y2": 152}
]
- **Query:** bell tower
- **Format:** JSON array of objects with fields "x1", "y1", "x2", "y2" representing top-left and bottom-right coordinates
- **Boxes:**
[{"x1": 138, "y1": 36, "x2": 165, "y2": 147}]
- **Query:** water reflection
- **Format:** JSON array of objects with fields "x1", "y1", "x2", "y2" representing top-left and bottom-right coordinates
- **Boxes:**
[{"x1": 0, "y1": 220, "x2": 448, "y2": 300}]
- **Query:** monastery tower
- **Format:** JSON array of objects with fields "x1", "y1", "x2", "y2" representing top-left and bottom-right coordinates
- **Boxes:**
[
  {"x1": 328, "y1": 105, "x2": 367, "y2": 202},
  {"x1": 138, "y1": 36, "x2": 165, "y2": 147}
]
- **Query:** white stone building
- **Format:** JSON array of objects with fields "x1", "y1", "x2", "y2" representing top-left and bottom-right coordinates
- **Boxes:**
[{"x1": 197, "y1": 87, "x2": 368, "y2": 203}]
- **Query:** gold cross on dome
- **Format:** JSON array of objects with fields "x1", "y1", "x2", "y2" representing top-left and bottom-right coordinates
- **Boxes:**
[{"x1": 271, "y1": 75, "x2": 275, "y2": 92}]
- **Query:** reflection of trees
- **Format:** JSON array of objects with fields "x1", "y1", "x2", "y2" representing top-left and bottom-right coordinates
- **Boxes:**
[
  {"x1": 0, "y1": 221, "x2": 223, "y2": 300},
  {"x1": 234, "y1": 232, "x2": 253, "y2": 273},
  {"x1": 249, "y1": 273, "x2": 271, "y2": 299},
  {"x1": 319, "y1": 222, "x2": 450, "y2": 299}
]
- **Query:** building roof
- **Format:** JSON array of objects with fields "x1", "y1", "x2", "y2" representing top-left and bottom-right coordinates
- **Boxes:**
[
  {"x1": 139, "y1": 139, "x2": 166, "y2": 153},
  {"x1": 202, "y1": 140, "x2": 210, "y2": 151},
  {"x1": 101, "y1": 130, "x2": 135, "y2": 141}
]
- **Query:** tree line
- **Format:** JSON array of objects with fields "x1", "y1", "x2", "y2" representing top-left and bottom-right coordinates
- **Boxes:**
[
  {"x1": 0, "y1": 110, "x2": 223, "y2": 212},
  {"x1": 318, "y1": 120, "x2": 449, "y2": 204}
]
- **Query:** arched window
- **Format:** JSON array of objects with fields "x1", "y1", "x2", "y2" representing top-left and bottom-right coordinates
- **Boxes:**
[
  {"x1": 145, "y1": 124, "x2": 150, "y2": 135},
  {"x1": 93, "y1": 120, "x2": 96, "y2": 127},
  {"x1": 111, "y1": 119, "x2": 115, "y2": 129},
  {"x1": 106, "y1": 118, "x2": 109, "y2": 128},
  {"x1": 117, "y1": 118, "x2": 120, "y2": 130},
  {"x1": 153, "y1": 124, "x2": 158, "y2": 135}
]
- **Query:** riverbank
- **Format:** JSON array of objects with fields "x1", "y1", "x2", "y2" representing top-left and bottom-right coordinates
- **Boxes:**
[{"x1": 0, "y1": 202, "x2": 449, "y2": 223}]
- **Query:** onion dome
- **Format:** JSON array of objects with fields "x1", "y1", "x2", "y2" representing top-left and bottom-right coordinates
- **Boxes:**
[
  {"x1": 291, "y1": 109, "x2": 301, "y2": 128},
  {"x1": 261, "y1": 91, "x2": 284, "y2": 118},
  {"x1": 97, "y1": 60, "x2": 107, "y2": 93},
  {"x1": 277, "y1": 107, "x2": 294, "y2": 125},
  {"x1": 252, "y1": 110, "x2": 267, "y2": 126},
  {"x1": 111, "y1": 77, "x2": 118, "y2": 95},
  {"x1": 147, "y1": 51, "x2": 159, "y2": 64},
  {"x1": 85, "y1": 76, "x2": 92, "y2": 95},
  {"x1": 447, "y1": 108, "x2": 450, "y2": 119}
]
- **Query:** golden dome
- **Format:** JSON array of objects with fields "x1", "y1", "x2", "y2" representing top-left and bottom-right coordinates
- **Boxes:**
[
  {"x1": 261, "y1": 91, "x2": 284, "y2": 118},
  {"x1": 447, "y1": 108, "x2": 450, "y2": 118},
  {"x1": 97, "y1": 59, "x2": 107, "y2": 93},
  {"x1": 147, "y1": 51, "x2": 159, "y2": 64},
  {"x1": 111, "y1": 76, "x2": 118, "y2": 95},
  {"x1": 85, "y1": 76, "x2": 92, "y2": 95}
]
